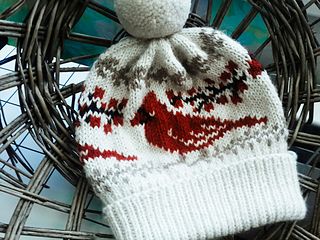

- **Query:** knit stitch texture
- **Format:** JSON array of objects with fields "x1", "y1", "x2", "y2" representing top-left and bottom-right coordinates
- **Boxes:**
[
  {"x1": 75, "y1": 1, "x2": 306, "y2": 239},
  {"x1": 115, "y1": 0, "x2": 191, "y2": 39}
]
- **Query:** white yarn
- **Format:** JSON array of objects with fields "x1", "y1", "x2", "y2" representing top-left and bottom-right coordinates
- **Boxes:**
[
  {"x1": 114, "y1": 0, "x2": 191, "y2": 39},
  {"x1": 75, "y1": 25, "x2": 307, "y2": 240}
]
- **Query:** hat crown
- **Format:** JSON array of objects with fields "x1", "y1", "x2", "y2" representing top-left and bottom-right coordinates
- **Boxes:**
[{"x1": 114, "y1": 0, "x2": 191, "y2": 39}]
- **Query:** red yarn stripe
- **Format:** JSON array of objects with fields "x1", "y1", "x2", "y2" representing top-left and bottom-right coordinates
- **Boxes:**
[{"x1": 79, "y1": 144, "x2": 138, "y2": 163}]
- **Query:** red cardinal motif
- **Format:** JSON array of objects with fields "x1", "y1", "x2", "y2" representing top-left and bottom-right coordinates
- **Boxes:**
[{"x1": 131, "y1": 92, "x2": 267, "y2": 155}]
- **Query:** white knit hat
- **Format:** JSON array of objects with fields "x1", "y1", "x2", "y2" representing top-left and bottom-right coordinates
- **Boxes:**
[{"x1": 75, "y1": 0, "x2": 307, "y2": 239}]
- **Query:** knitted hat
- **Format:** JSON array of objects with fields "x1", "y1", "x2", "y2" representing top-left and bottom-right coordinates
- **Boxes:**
[{"x1": 75, "y1": 0, "x2": 307, "y2": 239}]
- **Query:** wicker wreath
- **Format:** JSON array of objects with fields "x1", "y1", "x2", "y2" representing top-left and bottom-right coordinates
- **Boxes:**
[{"x1": 0, "y1": 0, "x2": 319, "y2": 239}]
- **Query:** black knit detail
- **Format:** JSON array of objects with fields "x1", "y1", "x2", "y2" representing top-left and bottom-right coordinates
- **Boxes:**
[
  {"x1": 79, "y1": 100, "x2": 125, "y2": 125},
  {"x1": 170, "y1": 71, "x2": 248, "y2": 112}
]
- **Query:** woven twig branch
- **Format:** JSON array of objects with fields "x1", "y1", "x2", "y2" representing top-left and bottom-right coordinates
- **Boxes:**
[{"x1": 0, "y1": 0, "x2": 320, "y2": 239}]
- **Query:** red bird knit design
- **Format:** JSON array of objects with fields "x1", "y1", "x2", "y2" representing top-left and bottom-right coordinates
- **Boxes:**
[
  {"x1": 75, "y1": 26, "x2": 307, "y2": 240},
  {"x1": 131, "y1": 91, "x2": 268, "y2": 154}
]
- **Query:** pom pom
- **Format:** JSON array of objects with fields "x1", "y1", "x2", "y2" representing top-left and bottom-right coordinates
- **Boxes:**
[{"x1": 115, "y1": 0, "x2": 191, "y2": 39}]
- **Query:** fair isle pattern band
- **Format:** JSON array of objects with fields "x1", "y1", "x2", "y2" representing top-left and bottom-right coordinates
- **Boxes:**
[
  {"x1": 75, "y1": 27, "x2": 306, "y2": 240},
  {"x1": 78, "y1": 58, "x2": 266, "y2": 158}
]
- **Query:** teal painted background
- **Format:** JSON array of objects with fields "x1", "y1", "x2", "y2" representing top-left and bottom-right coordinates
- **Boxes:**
[{"x1": 0, "y1": 0, "x2": 268, "y2": 66}]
